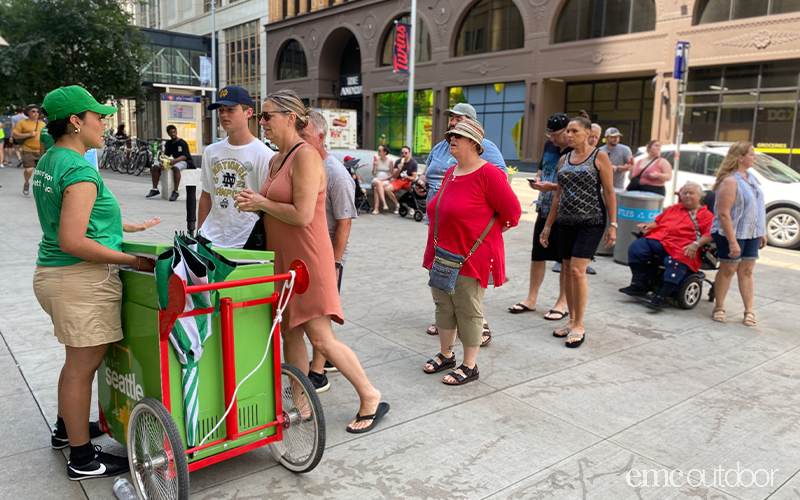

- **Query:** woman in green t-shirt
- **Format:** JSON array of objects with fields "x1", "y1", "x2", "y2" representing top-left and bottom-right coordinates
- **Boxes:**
[{"x1": 33, "y1": 86, "x2": 160, "y2": 481}]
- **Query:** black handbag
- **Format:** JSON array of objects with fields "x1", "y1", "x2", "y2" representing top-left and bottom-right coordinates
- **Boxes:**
[
  {"x1": 243, "y1": 141, "x2": 305, "y2": 251},
  {"x1": 627, "y1": 157, "x2": 659, "y2": 192}
]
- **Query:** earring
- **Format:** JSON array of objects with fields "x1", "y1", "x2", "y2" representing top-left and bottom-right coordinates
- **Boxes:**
[{"x1": 75, "y1": 128, "x2": 80, "y2": 134}]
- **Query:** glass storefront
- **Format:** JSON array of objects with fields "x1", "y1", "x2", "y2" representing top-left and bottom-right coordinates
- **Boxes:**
[
  {"x1": 448, "y1": 82, "x2": 526, "y2": 160},
  {"x1": 565, "y1": 77, "x2": 654, "y2": 151},
  {"x1": 375, "y1": 89, "x2": 433, "y2": 156},
  {"x1": 684, "y1": 60, "x2": 800, "y2": 171}
]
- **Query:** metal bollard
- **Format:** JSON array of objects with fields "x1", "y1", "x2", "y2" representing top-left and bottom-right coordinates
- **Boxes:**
[{"x1": 186, "y1": 185, "x2": 197, "y2": 237}]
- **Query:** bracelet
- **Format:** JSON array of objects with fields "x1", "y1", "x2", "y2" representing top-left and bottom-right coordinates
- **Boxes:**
[{"x1": 135, "y1": 257, "x2": 141, "y2": 271}]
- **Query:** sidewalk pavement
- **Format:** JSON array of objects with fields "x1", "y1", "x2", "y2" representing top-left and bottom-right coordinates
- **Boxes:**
[{"x1": 2, "y1": 165, "x2": 800, "y2": 500}]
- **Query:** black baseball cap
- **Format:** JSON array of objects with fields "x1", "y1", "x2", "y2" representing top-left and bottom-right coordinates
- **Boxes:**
[
  {"x1": 546, "y1": 113, "x2": 570, "y2": 133},
  {"x1": 208, "y1": 86, "x2": 255, "y2": 110}
]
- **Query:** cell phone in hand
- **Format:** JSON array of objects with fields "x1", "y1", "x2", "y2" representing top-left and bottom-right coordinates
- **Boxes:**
[{"x1": 527, "y1": 178, "x2": 537, "y2": 185}]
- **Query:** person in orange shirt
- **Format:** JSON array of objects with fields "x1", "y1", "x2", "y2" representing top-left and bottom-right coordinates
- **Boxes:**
[{"x1": 13, "y1": 105, "x2": 46, "y2": 195}]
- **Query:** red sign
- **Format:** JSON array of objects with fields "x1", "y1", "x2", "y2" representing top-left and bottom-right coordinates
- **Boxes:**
[{"x1": 393, "y1": 22, "x2": 411, "y2": 74}]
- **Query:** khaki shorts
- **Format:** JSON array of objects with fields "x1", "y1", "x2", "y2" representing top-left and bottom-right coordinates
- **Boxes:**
[
  {"x1": 33, "y1": 262, "x2": 124, "y2": 348},
  {"x1": 430, "y1": 274, "x2": 486, "y2": 348},
  {"x1": 22, "y1": 150, "x2": 41, "y2": 169}
]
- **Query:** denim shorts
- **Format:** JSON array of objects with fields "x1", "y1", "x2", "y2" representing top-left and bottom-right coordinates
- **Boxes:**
[{"x1": 712, "y1": 233, "x2": 760, "y2": 263}]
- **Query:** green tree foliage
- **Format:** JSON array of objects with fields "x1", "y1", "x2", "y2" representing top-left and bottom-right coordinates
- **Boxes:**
[{"x1": 0, "y1": 0, "x2": 148, "y2": 107}]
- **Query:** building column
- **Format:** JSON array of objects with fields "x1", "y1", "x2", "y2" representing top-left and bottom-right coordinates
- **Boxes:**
[
  {"x1": 261, "y1": 18, "x2": 268, "y2": 101},
  {"x1": 299, "y1": 0, "x2": 308, "y2": 14}
]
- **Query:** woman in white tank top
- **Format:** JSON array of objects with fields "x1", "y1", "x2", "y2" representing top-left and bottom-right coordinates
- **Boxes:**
[{"x1": 372, "y1": 144, "x2": 393, "y2": 212}]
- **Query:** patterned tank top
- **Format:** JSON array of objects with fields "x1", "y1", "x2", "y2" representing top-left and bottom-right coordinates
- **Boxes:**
[{"x1": 556, "y1": 149, "x2": 606, "y2": 226}]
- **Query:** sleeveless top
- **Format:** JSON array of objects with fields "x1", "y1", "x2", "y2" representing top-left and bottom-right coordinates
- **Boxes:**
[
  {"x1": 711, "y1": 171, "x2": 766, "y2": 240},
  {"x1": 556, "y1": 149, "x2": 606, "y2": 226},
  {"x1": 259, "y1": 144, "x2": 344, "y2": 330}
]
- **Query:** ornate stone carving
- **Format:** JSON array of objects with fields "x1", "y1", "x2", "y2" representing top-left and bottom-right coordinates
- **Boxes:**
[
  {"x1": 464, "y1": 62, "x2": 506, "y2": 76},
  {"x1": 568, "y1": 50, "x2": 632, "y2": 65},
  {"x1": 433, "y1": 0, "x2": 451, "y2": 25},
  {"x1": 713, "y1": 29, "x2": 800, "y2": 50},
  {"x1": 363, "y1": 14, "x2": 377, "y2": 39},
  {"x1": 336, "y1": 14, "x2": 345, "y2": 25},
  {"x1": 308, "y1": 28, "x2": 320, "y2": 50},
  {"x1": 386, "y1": 73, "x2": 408, "y2": 84}
]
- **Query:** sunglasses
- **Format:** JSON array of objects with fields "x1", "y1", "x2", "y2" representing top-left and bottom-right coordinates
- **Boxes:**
[{"x1": 257, "y1": 110, "x2": 290, "y2": 122}]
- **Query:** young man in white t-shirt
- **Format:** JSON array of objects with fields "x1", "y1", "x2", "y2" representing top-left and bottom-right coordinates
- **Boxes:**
[{"x1": 198, "y1": 86, "x2": 275, "y2": 248}]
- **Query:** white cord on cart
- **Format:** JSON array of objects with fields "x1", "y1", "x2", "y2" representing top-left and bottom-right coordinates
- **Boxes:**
[{"x1": 198, "y1": 270, "x2": 296, "y2": 446}]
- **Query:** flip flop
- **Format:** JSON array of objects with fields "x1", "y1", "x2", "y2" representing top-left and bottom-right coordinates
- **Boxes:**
[
  {"x1": 553, "y1": 326, "x2": 571, "y2": 338},
  {"x1": 426, "y1": 324, "x2": 439, "y2": 335},
  {"x1": 508, "y1": 303, "x2": 535, "y2": 314},
  {"x1": 566, "y1": 332, "x2": 585, "y2": 348},
  {"x1": 544, "y1": 310, "x2": 568, "y2": 321},
  {"x1": 346, "y1": 402, "x2": 390, "y2": 434}
]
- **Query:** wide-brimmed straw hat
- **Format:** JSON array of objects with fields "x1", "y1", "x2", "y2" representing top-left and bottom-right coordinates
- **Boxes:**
[{"x1": 444, "y1": 117, "x2": 484, "y2": 155}]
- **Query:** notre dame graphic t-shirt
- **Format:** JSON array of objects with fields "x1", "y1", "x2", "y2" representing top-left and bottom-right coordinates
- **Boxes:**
[{"x1": 199, "y1": 137, "x2": 274, "y2": 248}]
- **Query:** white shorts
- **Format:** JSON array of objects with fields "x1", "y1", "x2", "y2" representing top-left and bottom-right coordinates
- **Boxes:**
[{"x1": 173, "y1": 161, "x2": 188, "y2": 171}]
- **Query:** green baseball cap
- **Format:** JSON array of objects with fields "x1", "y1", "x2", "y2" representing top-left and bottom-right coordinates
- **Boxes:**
[{"x1": 42, "y1": 85, "x2": 118, "y2": 120}]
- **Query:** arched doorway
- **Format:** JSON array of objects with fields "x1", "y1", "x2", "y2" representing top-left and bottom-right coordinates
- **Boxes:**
[{"x1": 318, "y1": 28, "x2": 363, "y2": 147}]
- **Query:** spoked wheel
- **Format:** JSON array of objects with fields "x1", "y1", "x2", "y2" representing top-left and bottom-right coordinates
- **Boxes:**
[
  {"x1": 134, "y1": 153, "x2": 150, "y2": 176},
  {"x1": 127, "y1": 397, "x2": 189, "y2": 500},
  {"x1": 126, "y1": 154, "x2": 138, "y2": 174},
  {"x1": 268, "y1": 363, "x2": 325, "y2": 473}
]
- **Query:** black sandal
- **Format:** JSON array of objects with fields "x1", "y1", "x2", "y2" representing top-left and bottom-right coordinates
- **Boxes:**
[
  {"x1": 443, "y1": 364, "x2": 480, "y2": 385},
  {"x1": 424, "y1": 352, "x2": 456, "y2": 373},
  {"x1": 565, "y1": 332, "x2": 585, "y2": 348}
]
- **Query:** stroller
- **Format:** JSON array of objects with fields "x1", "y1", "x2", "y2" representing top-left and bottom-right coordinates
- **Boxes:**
[
  {"x1": 343, "y1": 157, "x2": 372, "y2": 215},
  {"x1": 397, "y1": 178, "x2": 429, "y2": 222}
]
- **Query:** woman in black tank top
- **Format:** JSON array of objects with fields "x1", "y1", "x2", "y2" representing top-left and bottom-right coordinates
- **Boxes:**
[{"x1": 538, "y1": 114, "x2": 618, "y2": 348}]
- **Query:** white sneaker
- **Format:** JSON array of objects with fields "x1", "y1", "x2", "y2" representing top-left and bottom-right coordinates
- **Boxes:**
[
  {"x1": 371, "y1": 210, "x2": 379, "y2": 215},
  {"x1": 408, "y1": 208, "x2": 415, "y2": 216},
  {"x1": 382, "y1": 204, "x2": 388, "y2": 211},
  {"x1": 394, "y1": 206, "x2": 399, "y2": 214}
]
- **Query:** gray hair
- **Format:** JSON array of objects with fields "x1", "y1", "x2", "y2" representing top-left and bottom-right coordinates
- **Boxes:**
[
  {"x1": 682, "y1": 180, "x2": 706, "y2": 199},
  {"x1": 591, "y1": 123, "x2": 601, "y2": 134},
  {"x1": 304, "y1": 109, "x2": 328, "y2": 137}
]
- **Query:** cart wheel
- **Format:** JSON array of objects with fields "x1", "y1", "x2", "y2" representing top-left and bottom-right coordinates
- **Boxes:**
[
  {"x1": 127, "y1": 398, "x2": 189, "y2": 500},
  {"x1": 398, "y1": 206, "x2": 408, "y2": 218},
  {"x1": 269, "y1": 363, "x2": 326, "y2": 473},
  {"x1": 677, "y1": 277, "x2": 702, "y2": 309},
  {"x1": 414, "y1": 210, "x2": 424, "y2": 222}
]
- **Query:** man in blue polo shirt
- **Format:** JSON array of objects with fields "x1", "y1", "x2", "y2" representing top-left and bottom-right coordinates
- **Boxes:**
[{"x1": 422, "y1": 102, "x2": 507, "y2": 344}]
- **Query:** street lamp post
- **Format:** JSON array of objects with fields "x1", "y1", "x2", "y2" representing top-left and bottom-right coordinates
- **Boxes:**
[{"x1": 405, "y1": 0, "x2": 417, "y2": 155}]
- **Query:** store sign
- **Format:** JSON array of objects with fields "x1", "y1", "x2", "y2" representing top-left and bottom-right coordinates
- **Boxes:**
[
  {"x1": 393, "y1": 22, "x2": 411, "y2": 74},
  {"x1": 340, "y1": 75, "x2": 362, "y2": 97}
]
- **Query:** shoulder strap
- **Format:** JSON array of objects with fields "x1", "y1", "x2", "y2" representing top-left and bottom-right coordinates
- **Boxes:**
[
  {"x1": 467, "y1": 214, "x2": 498, "y2": 259},
  {"x1": 274, "y1": 141, "x2": 305, "y2": 176},
  {"x1": 687, "y1": 209, "x2": 701, "y2": 240},
  {"x1": 633, "y1": 157, "x2": 659, "y2": 181}
]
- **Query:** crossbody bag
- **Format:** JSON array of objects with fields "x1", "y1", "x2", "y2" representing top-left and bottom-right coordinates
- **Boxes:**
[
  {"x1": 428, "y1": 172, "x2": 497, "y2": 295},
  {"x1": 626, "y1": 157, "x2": 659, "y2": 192}
]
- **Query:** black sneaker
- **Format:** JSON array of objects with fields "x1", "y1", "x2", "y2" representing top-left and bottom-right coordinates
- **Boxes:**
[
  {"x1": 619, "y1": 284, "x2": 649, "y2": 297},
  {"x1": 23, "y1": 183, "x2": 29, "y2": 195},
  {"x1": 146, "y1": 189, "x2": 160, "y2": 198},
  {"x1": 647, "y1": 295, "x2": 668, "y2": 310},
  {"x1": 169, "y1": 190, "x2": 179, "y2": 202},
  {"x1": 67, "y1": 445, "x2": 129, "y2": 481},
  {"x1": 323, "y1": 360, "x2": 338, "y2": 373},
  {"x1": 52, "y1": 421, "x2": 105, "y2": 450},
  {"x1": 307, "y1": 370, "x2": 330, "y2": 393}
]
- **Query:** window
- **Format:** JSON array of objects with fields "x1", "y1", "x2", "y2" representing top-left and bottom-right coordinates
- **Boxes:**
[
  {"x1": 455, "y1": 0, "x2": 524, "y2": 57},
  {"x1": 379, "y1": 14, "x2": 432, "y2": 66},
  {"x1": 225, "y1": 21, "x2": 260, "y2": 102},
  {"x1": 554, "y1": 0, "x2": 655, "y2": 43},
  {"x1": 204, "y1": 0, "x2": 211, "y2": 13},
  {"x1": 449, "y1": 82, "x2": 526, "y2": 160},
  {"x1": 661, "y1": 151, "x2": 701, "y2": 173},
  {"x1": 277, "y1": 40, "x2": 308, "y2": 80},
  {"x1": 375, "y1": 90, "x2": 434, "y2": 156},
  {"x1": 703, "y1": 153, "x2": 725, "y2": 176},
  {"x1": 696, "y1": 0, "x2": 800, "y2": 24},
  {"x1": 684, "y1": 61, "x2": 800, "y2": 172}
]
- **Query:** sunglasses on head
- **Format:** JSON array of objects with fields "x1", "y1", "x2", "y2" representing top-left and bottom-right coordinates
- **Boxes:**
[{"x1": 257, "y1": 110, "x2": 291, "y2": 122}]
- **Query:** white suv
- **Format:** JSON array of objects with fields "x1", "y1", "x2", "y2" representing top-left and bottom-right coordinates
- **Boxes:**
[{"x1": 634, "y1": 142, "x2": 800, "y2": 250}]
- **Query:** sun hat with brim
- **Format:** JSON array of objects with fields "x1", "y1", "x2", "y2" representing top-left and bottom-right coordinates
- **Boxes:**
[
  {"x1": 443, "y1": 102, "x2": 478, "y2": 121},
  {"x1": 445, "y1": 117, "x2": 485, "y2": 155},
  {"x1": 42, "y1": 86, "x2": 117, "y2": 121}
]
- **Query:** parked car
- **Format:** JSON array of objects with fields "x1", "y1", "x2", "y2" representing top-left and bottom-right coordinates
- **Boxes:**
[{"x1": 634, "y1": 142, "x2": 800, "y2": 249}]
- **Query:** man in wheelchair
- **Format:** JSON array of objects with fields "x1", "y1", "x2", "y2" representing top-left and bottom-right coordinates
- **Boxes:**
[{"x1": 619, "y1": 181, "x2": 714, "y2": 310}]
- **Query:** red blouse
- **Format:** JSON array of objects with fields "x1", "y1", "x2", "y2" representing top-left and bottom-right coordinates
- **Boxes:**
[
  {"x1": 423, "y1": 163, "x2": 522, "y2": 288},
  {"x1": 645, "y1": 204, "x2": 714, "y2": 272}
]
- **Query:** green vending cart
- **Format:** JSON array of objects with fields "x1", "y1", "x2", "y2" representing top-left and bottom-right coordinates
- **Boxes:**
[{"x1": 97, "y1": 241, "x2": 324, "y2": 500}]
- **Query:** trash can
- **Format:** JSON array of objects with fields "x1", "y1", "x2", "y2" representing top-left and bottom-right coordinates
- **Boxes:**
[
  {"x1": 614, "y1": 191, "x2": 664, "y2": 265},
  {"x1": 596, "y1": 188, "x2": 624, "y2": 256},
  {"x1": 98, "y1": 240, "x2": 277, "y2": 451}
]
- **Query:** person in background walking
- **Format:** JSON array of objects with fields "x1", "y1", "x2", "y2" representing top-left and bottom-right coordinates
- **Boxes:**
[
  {"x1": 628, "y1": 140, "x2": 672, "y2": 196},
  {"x1": 11, "y1": 106, "x2": 26, "y2": 165},
  {"x1": 709, "y1": 142, "x2": 767, "y2": 327},
  {"x1": 237, "y1": 89, "x2": 389, "y2": 433},
  {"x1": 509, "y1": 112, "x2": 571, "y2": 320},
  {"x1": 299, "y1": 109, "x2": 358, "y2": 393},
  {"x1": 423, "y1": 117, "x2": 520, "y2": 384},
  {"x1": 424, "y1": 102, "x2": 507, "y2": 341},
  {"x1": 540, "y1": 112, "x2": 618, "y2": 348},
  {"x1": 600, "y1": 127, "x2": 632, "y2": 190},
  {"x1": 13, "y1": 105, "x2": 45, "y2": 195}
]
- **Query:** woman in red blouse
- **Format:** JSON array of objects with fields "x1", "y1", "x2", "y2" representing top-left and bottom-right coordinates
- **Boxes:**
[
  {"x1": 422, "y1": 118, "x2": 521, "y2": 385},
  {"x1": 619, "y1": 181, "x2": 714, "y2": 309}
]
